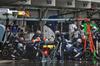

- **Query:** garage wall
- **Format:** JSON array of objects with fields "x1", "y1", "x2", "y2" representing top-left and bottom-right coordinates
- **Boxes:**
[
  {"x1": 64, "y1": 14, "x2": 74, "y2": 19},
  {"x1": 26, "y1": 9, "x2": 59, "y2": 18},
  {"x1": 26, "y1": 9, "x2": 100, "y2": 19},
  {"x1": 47, "y1": 10, "x2": 58, "y2": 18},
  {"x1": 26, "y1": 9, "x2": 39, "y2": 18},
  {"x1": 0, "y1": 9, "x2": 99, "y2": 25},
  {"x1": 80, "y1": 12, "x2": 87, "y2": 18},
  {"x1": 93, "y1": 13, "x2": 99, "y2": 18}
]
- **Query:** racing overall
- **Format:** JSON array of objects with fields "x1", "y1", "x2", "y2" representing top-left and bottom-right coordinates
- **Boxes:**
[
  {"x1": 80, "y1": 29, "x2": 85, "y2": 38},
  {"x1": 72, "y1": 31, "x2": 80, "y2": 43}
]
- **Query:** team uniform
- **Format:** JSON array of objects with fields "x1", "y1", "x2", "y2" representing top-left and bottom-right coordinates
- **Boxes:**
[
  {"x1": 80, "y1": 29, "x2": 85, "y2": 38},
  {"x1": 55, "y1": 30, "x2": 82, "y2": 61},
  {"x1": 72, "y1": 31, "x2": 80, "y2": 43}
]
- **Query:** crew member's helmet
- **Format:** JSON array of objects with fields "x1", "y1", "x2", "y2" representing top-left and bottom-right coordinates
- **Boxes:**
[
  {"x1": 35, "y1": 37, "x2": 41, "y2": 42},
  {"x1": 82, "y1": 36, "x2": 86, "y2": 40},
  {"x1": 32, "y1": 39, "x2": 36, "y2": 43},
  {"x1": 80, "y1": 25, "x2": 84, "y2": 29},
  {"x1": 77, "y1": 39, "x2": 82, "y2": 44},
  {"x1": 18, "y1": 43, "x2": 23, "y2": 51},
  {"x1": 55, "y1": 30, "x2": 60, "y2": 36},
  {"x1": 92, "y1": 27, "x2": 97, "y2": 32},
  {"x1": 20, "y1": 37, "x2": 24, "y2": 41},
  {"x1": 74, "y1": 27, "x2": 78, "y2": 31},
  {"x1": 44, "y1": 38, "x2": 49, "y2": 44},
  {"x1": 36, "y1": 30, "x2": 41, "y2": 35}
]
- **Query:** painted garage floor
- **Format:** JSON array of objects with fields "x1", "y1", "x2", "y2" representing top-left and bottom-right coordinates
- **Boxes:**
[{"x1": 0, "y1": 60, "x2": 100, "y2": 66}]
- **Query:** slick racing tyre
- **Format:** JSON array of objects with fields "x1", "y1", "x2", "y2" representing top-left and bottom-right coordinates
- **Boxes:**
[
  {"x1": 84, "y1": 49, "x2": 92, "y2": 60},
  {"x1": 0, "y1": 48, "x2": 11, "y2": 59}
]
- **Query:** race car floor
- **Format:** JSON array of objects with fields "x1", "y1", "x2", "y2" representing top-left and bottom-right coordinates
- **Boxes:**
[{"x1": 0, "y1": 60, "x2": 100, "y2": 66}]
